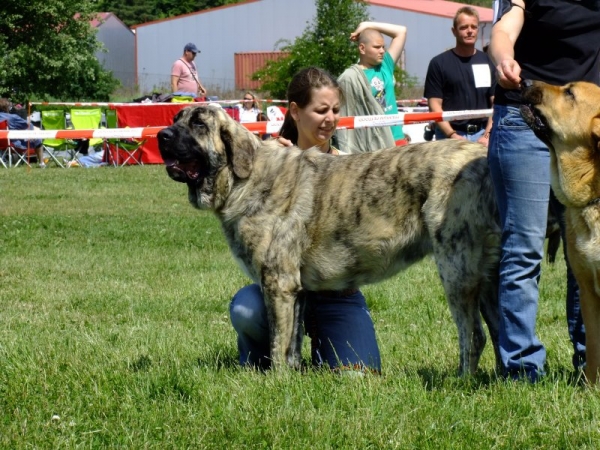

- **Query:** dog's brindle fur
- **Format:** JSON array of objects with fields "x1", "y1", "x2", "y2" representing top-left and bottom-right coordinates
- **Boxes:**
[
  {"x1": 522, "y1": 80, "x2": 600, "y2": 383},
  {"x1": 157, "y1": 106, "x2": 501, "y2": 374}
]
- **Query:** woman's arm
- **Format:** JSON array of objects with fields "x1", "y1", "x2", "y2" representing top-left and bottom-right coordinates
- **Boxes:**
[{"x1": 489, "y1": 0, "x2": 526, "y2": 90}]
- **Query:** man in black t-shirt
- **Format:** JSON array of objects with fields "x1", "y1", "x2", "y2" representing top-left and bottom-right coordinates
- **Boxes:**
[{"x1": 424, "y1": 6, "x2": 496, "y2": 144}]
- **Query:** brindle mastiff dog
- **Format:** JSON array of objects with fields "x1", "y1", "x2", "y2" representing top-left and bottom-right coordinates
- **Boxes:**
[
  {"x1": 522, "y1": 79, "x2": 600, "y2": 383},
  {"x1": 157, "y1": 106, "x2": 501, "y2": 375}
]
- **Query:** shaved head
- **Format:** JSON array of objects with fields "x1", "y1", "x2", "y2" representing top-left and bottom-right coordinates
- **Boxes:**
[{"x1": 358, "y1": 29, "x2": 383, "y2": 46}]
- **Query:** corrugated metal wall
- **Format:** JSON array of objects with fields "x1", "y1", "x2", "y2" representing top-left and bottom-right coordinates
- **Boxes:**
[
  {"x1": 134, "y1": 0, "x2": 493, "y2": 94},
  {"x1": 134, "y1": 0, "x2": 313, "y2": 94},
  {"x1": 234, "y1": 52, "x2": 290, "y2": 90}
]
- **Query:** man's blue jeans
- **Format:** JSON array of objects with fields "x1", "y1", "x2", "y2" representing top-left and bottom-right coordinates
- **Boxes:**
[
  {"x1": 230, "y1": 284, "x2": 381, "y2": 371},
  {"x1": 434, "y1": 127, "x2": 485, "y2": 142},
  {"x1": 488, "y1": 104, "x2": 585, "y2": 380}
]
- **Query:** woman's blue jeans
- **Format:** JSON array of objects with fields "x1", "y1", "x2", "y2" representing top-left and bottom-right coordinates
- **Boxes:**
[
  {"x1": 230, "y1": 284, "x2": 381, "y2": 372},
  {"x1": 488, "y1": 104, "x2": 585, "y2": 380}
]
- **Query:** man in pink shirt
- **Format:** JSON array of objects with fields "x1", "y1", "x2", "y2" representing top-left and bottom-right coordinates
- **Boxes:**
[{"x1": 171, "y1": 43, "x2": 207, "y2": 97}]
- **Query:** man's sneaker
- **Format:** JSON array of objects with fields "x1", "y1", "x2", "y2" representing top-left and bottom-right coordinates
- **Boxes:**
[{"x1": 39, "y1": 162, "x2": 47, "y2": 169}]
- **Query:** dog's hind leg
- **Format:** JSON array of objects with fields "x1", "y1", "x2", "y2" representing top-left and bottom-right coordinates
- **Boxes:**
[{"x1": 478, "y1": 275, "x2": 501, "y2": 373}]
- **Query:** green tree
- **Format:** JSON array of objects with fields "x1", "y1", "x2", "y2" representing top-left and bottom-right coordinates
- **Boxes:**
[
  {"x1": 252, "y1": 0, "x2": 370, "y2": 99},
  {"x1": 0, "y1": 0, "x2": 119, "y2": 102},
  {"x1": 462, "y1": 0, "x2": 494, "y2": 7},
  {"x1": 97, "y1": 0, "x2": 243, "y2": 27}
]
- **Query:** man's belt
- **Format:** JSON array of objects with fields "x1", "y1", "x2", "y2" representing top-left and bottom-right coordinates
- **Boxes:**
[{"x1": 454, "y1": 123, "x2": 485, "y2": 134}]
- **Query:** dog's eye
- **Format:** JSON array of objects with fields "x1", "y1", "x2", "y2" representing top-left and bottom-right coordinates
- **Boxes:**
[
  {"x1": 193, "y1": 121, "x2": 207, "y2": 130},
  {"x1": 564, "y1": 86, "x2": 576, "y2": 100}
]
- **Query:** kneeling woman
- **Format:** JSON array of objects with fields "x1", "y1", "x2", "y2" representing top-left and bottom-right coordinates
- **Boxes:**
[{"x1": 229, "y1": 67, "x2": 381, "y2": 372}]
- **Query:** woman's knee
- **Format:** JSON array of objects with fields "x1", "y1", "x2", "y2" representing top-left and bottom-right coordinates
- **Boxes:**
[{"x1": 230, "y1": 284, "x2": 268, "y2": 338}]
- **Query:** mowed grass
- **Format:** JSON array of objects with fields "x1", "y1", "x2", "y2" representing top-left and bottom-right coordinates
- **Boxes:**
[{"x1": 2, "y1": 165, "x2": 600, "y2": 448}]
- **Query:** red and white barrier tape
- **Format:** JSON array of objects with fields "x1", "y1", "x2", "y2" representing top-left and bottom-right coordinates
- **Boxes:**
[
  {"x1": 29, "y1": 99, "x2": 289, "y2": 107},
  {"x1": 2, "y1": 109, "x2": 492, "y2": 140}
]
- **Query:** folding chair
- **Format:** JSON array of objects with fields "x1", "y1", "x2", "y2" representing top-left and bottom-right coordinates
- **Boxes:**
[
  {"x1": 0, "y1": 120, "x2": 11, "y2": 168},
  {"x1": 104, "y1": 109, "x2": 145, "y2": 166},
  {"x1": 69, "y1": 108, "x2": 103, "y2": 165},
  {"x1": 41, "y1": 110, "x2": 70, "y2": 168},
  {"x1": 0, "y1": 119, "x2": 37, "y2": 168}
]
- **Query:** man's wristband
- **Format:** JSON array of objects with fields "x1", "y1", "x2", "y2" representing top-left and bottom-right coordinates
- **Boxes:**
[{"x1": 447, "y1": 131, "x2": 457, "y2": 138}]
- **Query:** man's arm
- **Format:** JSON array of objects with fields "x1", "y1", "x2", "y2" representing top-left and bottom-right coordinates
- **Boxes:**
[
  {"x1": 171, "y1": 75, "x2": 179, "y2": 93},
  {"x1": 427, "y1": 97, "x2": 461, "y2": 139},
  {"x1": 197, "y1": 79, "x2": 207, "y2": 96},
  {"x1": 350, "y1": 21, "x2": 407, "y2": 63},
  {"x1": 489, "y1": 0, "x2": 525, "y2": 90}
]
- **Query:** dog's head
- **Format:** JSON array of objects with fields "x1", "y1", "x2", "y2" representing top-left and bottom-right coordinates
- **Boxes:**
[
  {"x1": 521, "y1": 80, "x2": 600, "y2": 207},
  {"x1": 157, "y1": 105, "x2": 260, "y2": 209},
  {"x1": 521, "y1": 79, "x2": 600, "y2": 153}
]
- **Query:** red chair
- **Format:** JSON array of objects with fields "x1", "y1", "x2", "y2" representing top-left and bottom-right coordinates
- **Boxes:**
[{"x1": 0, "y1": 120, "x2": 35, "y2": 167}]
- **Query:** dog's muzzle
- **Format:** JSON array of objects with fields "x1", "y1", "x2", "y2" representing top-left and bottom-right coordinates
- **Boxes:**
[
  {"x1": 158, "y1": 127, "x2": 202, "y2": 184},
  {"x1": 520, "y1": 80, "x2": 548, "y2": 135}
]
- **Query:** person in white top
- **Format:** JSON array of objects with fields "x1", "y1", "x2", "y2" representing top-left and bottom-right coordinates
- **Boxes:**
[{"x1": 237, "y1": 91, "x2": 263, "y2": 123}]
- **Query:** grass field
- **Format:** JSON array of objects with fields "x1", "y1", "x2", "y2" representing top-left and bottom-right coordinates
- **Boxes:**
[{"x1": 2, "y1": 165, "x2": 600, "y2": 448}]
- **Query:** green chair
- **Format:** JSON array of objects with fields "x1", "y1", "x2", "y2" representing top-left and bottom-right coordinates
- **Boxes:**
[
  {"x1": 105, "y1": 109, "x2": 145, "y2": 166},
  {"x1": 40, "y1": 110, "x2": 70, "y2": 168},
  {"x1": 69, "y1": 108, "x2": 103, "y2": 164}
]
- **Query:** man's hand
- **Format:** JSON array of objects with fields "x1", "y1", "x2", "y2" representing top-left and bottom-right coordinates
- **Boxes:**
[{"x1": 496, "y1": 58, "x2": 521, "y2": 90}]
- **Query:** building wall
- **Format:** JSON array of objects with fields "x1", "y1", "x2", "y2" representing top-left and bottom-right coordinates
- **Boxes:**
[
  {"x1": 134, "y1": 0, "x2": 492, "y2": 94},
  {"x1": 135, "y1": 0, "x2": 314, "y2": 93},
  {"x1": 96, "y1": 15, "x2": 136, "y2": 89}
]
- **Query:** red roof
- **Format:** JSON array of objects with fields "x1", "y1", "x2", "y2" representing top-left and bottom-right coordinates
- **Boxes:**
[
  {"x1": 367, "y1": 0, "x2": 493, "y2": 21},
  {"x1": 89, "y1": 12, "x2": 112, "y2": 28}
]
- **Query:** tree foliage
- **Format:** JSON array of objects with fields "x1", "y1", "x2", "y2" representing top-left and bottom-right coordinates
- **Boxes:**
[
  {"x1": 462, "y1": 0, "x2": 494, "y2": 7},
  {"x1": 252, "y1": 0, "x2": 370, "y2": 99},
  {"x1": 0, "y1": 0, "x2": 119, "y2": 102},
  {"x1": 97, "y1": 0, "x2": 242, "y2": 27}
]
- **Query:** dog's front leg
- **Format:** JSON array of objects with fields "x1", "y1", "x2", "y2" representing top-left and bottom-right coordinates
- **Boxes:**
[
  {"x1": 262, "y1": 273, "x2": 303, "y2": 369},
  {"x1": 580, "y1": 286, "x2": 600, "y2": 384}
]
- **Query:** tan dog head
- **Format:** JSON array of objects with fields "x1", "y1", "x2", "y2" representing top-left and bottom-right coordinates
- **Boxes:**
[
  {"x1": 157, "y1": 105, "x2": 260, "y2": 209},
  {"x1": 521, "y1": 80, "x2": 600, "y2": 207}
]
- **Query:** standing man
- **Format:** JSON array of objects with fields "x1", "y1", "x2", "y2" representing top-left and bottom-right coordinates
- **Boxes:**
[
  {"x1": 337, "y1": 22, "x2": 408, "y2": 153},
  {"x1": 487, "y1": 0, "x2": 600, "y2": 382},
  {"x1": 424, "y1": 6, "x2": 495, "y2": 145},
  {"x1": 171, "y1": 42, "x2": 207, "y2": 98}
]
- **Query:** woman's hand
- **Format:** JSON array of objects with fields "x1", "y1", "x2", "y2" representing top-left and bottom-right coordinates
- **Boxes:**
[{"x1": 275, "y1": 136, "x2": 293, "y2": 147}]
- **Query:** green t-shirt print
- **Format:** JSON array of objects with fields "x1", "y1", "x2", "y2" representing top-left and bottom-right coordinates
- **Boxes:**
[{"x1": 363, "y1": 52, "x2": 404, "y2": 140}]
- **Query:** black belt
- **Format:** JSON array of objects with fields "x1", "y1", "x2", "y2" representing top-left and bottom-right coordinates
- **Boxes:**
[{"x1": 453, "y1": 123, "x2": 485, "y2": 134}]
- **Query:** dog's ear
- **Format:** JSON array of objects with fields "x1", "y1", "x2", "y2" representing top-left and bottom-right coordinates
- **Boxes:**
[
  {"x1": 172, "y1": 109, "x2": 185, "y2": 124},
  {"x1": 219, "y1": 109, "x2": 257, "y2": 179}
]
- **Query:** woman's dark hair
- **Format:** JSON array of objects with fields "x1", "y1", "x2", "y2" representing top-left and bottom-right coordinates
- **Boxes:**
[{"x1": 278, "y1": 66, "x2": 342, "y2": 144}]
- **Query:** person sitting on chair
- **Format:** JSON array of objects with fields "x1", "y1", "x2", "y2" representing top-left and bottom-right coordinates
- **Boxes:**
[
  {"x1": 237, "y1": 91, "x2": 263, "y2": 123},
  {"x1": 0, "y1": 98, "x2": 45, "y2": 168}
]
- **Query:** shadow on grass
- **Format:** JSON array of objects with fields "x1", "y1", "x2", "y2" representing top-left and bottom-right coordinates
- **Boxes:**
[
  {"x1": 413, "y1": 365, "x2": 586, "y2": 391},
  {"x1": 196, "y1": 346, "x2": 240, "y2": 371}
]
